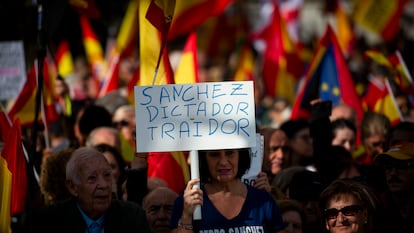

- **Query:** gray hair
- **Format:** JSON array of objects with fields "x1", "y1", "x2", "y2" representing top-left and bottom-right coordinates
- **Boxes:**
[{"x1": 66, "y1": 147, "x2": 104, "y2": 184}]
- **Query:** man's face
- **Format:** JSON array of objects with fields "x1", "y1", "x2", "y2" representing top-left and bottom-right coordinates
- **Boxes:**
[
  {"x1": 268, "y1": 130, "x2": 289, "y2": 174},
  {"x1": 144, "y1": 188, "x2": 177, "y2": 233},
  {"x1": 67, "y1": 154, "x2": 113, "y2": 219},
  {"x1": 383, "y1": 157, "x2": 414, "y2": 193}
]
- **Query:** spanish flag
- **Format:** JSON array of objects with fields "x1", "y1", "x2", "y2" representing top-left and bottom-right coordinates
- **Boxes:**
[
  {"x1": 260, "y1": 3, "x2": 304, "y2": 104},
  {"x1": 55, "y1": 40, "x2": 74, "y2": 78},
  {"x1": 231, "y1": 42, "x2": 255, "y2": 82},
  {"x1": 8, "y1": 60, "x2": 59, "y2": 126},
  {"x1": 174, "y1": 32, "x2": 199, "y2": 84},
  {"x1": 139, "y1": 0, "x2": 189, "y2": 194},
  {"x1": 79, "y1": 16, "x2": 107, "y2": 83},
  {"x1": 139, "y1": 0, "x2": 175, "y2": 86},
  {"x1": 353, "y1": 0, "x2": 409, "y2": 41},
  {"x1": 362, "y1": 76, "x2": 403, "y2": 125},
  {"x1": 0, "y1": 114, "x2": 27, "y2": 233},
  {"x1": 168, "y1": 0, "x2": 234, "y2": 40}
]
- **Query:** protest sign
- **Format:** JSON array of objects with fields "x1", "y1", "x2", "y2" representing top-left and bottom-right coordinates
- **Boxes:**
[
  {"x1": 134, "y1": 81, "x2": 256, "y2": 152},
  {"x1": 241, "y1": 134, "x2": 264, "y2": 186},
  {"x1": 0, "y1": 41, "x2": 26, "y2": 100}
]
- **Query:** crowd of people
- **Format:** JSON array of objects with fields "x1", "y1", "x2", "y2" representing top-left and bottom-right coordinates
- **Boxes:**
[{"x1": 9, "y1": 73, "x2": 411, "y2": 233}]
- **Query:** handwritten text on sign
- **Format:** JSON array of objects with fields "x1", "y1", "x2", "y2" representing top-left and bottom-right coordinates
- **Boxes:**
[{"x1": 134, "y1": 81, "x2": 256, "y2": 152}]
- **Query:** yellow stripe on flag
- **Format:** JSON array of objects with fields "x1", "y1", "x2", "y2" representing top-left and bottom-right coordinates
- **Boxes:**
[
  {"x1": 353, "y1": 0, "x2": 397, "y2": 34},
  {"x1": 116, "y1": 0, "x2": 139, "y2": 52},
  {"x1": 171, "y1": 151, "x2": 190, "y2": 183},
  {"x1": 139, "y1": 0, "x2": 172, "y2": 86},
  {"x1": 0, "y1": 156, "x2": 12, "y2": 233}
]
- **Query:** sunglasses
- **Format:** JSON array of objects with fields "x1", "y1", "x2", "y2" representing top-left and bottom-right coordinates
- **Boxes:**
[
  {"x1": 113, "y1": 120, "x2": 129, "y2": 129},
  {"x1": 324, "y1": 205, "x2": 363, "y2": 220}
]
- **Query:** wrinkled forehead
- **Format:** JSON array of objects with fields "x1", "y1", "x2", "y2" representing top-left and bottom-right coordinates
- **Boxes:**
[
  {"x1": 79, "y1": 154, "x2": 111, "y2": 173},
  {"x1": 145, "y1": 192, "x2": 177, "y2": 207},
  {"x1": 270, "y1": 130, "x2": 288, "y2": 143}
]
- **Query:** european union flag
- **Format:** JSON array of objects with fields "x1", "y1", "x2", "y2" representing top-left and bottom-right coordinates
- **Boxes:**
[{"x1": 292, "y1": 26, "x2": 364, "y2": 123}]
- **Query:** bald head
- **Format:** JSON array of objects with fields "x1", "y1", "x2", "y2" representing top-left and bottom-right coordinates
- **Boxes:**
[{"x1": 330, "y1": 104, "x2": 357, "y2": 124}]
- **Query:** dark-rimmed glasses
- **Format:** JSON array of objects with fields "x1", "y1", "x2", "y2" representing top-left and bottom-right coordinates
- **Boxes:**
[{"x1": 324, "y1": 205, "x2": 363, "y2": 220}]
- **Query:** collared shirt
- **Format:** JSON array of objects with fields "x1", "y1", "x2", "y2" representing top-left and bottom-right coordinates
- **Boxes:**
[{"x1": 77, "y1": 204, "x2": 105, "y2": 233}]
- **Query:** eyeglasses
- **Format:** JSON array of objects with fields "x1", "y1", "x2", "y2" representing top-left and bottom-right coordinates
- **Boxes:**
[
  {"x1": 113, "y1": 120, "x2": 129, "y2": 129},
  {"x1": 324, "y1": 205, "x2": 363, "y2": 221}
]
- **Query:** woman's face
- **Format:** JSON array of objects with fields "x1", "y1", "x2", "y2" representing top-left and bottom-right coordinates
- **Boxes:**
[
  {"x1": 324, "y1": 194, "x2": 367, "y2": 233},
  {"x1": 363, "y1": 134, "x2": 385, "y2": 158},
  {"x1": 282, "y1": 210, "x2": 303, "y2": 233},
  {"x1": 332, "y1": 128, "x2": 356, "y2": 152},
  {"x1": 205, "y1": 149, "x2": 239, "y2": 183}
]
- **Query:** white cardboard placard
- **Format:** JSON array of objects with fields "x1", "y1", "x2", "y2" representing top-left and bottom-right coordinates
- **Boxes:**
[
  {"x1": 134, "y1": 81, "x2": 256, "y2": 152},
  {"x1": 0, "y1": 41, "x2": 26, "y2": 100},
  {"x1": 241, "y1": 134, "x2": 264, "y2": 185}
]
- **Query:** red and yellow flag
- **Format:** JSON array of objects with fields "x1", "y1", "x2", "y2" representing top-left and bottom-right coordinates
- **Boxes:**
[
  {"x1": 79, "y1": 16, "x2": 107, "y2": 83},
  {"x1": 139, "y1": 0, "x2": 175, "y2": 86},
  {"x1": 232, "y1": 43, "x2": 255, "y2": 82},
  {"x1": 139, "y1": 0, "x2": 189, "y2": 194},
  {"x1": 362, "y1": 77, "x2": 403, "y2": 125},
  {"x1": 329, "y1": 0, "x2": 355, "y2": 56},
  {"x1": 8, "y1": 60, "x2": 59, "y2": 126},
  {"x1": 260, "y1": 3, "x2": 304, "y2": 104},
  {"x1": 174, "y1": 32, "x2": 199, "y2": 84},
  {"x1": 353, "y1": 0, "x2": 409, "y2": 41},
  {"x1": 55, "y1": 40, "x2": 74, "y2": 78},
  {"x1": 69, "y1": 0, "x2": 101, "y2": 19},
  {"x1": 388, "y1": 51, "x2": 414, "y2": 102},
  {"x1": 0, "y1": 115, "x2": 27, "y2": 230},
  {"x1": 116, "y1": 0, "x2": 139, "y2": 57},
  {"x1": 168, "y1": 0, "x2": 234, "y2": 41}
]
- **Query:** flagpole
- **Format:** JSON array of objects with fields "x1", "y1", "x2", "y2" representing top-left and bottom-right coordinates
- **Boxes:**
[
  {"x1": 40, "y1": 89, "x2": 50, "y2": 149},
  {"x1": 190, "y1": 150, "x2": 202, "y2": 220},
  {"x1": 25, "y1": 1, "x2": 47, "y2": 227},
  {"x1": 151, "y1": 38, "x2": 166, "y2": 86},
  {"x1": 30, "y1": 1, "x2": 46, "y2": 162},
  {"x1": 396, "y1": 51, "x2": 414, "y2": 83}
]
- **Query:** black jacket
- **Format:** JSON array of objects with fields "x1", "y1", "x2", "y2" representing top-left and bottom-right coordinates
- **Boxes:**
[{"x1": 31, "y1": 198, "x2": 150, "y2": 233}]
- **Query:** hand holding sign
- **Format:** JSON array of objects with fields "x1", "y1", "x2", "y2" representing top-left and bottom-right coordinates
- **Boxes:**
[
  {"x1": 135, "y1": 81, "x2": 257, "y2": 223},
  {"x1": 134, "y1": 81, "x2": 257, "y2": 152}
]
